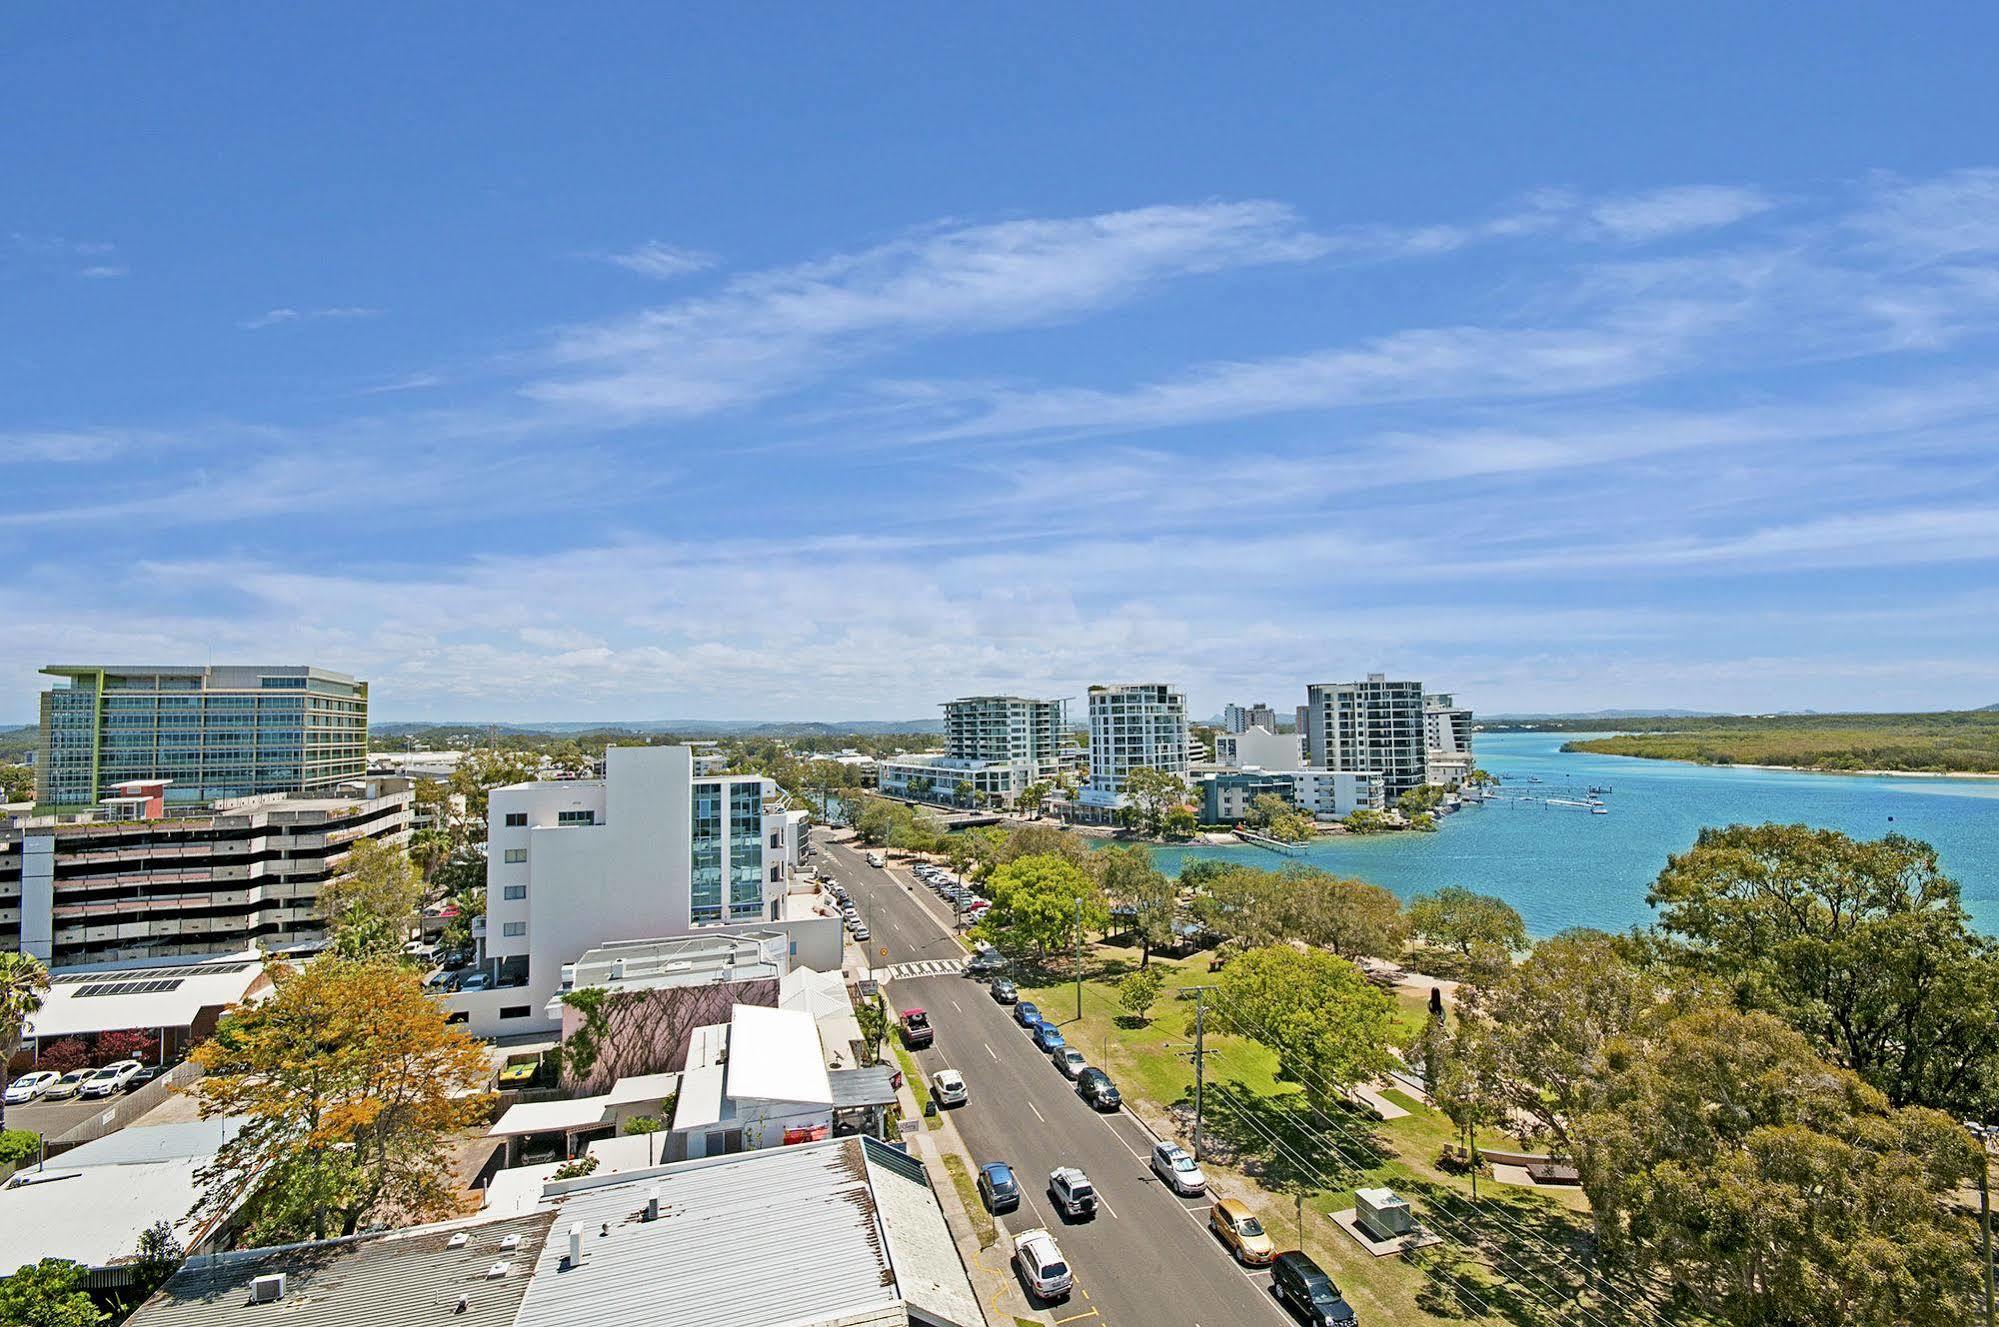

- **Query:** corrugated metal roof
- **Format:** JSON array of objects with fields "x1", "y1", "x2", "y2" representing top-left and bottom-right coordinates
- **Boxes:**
[
  {"x1": 514, "y1": 1138, "x2": 917, "y2": 1327},
  {"x1": 126, "y1": 1212, "x2": 556, "y2": 1327},
  {"x1": 828, "y1": 1066, "x2": 898, "y2": 1110}
]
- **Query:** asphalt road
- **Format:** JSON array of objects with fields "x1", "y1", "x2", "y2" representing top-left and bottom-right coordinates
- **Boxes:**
[{"x1": 820, "y1": 838, "x2": 1298, "y2": 1327}]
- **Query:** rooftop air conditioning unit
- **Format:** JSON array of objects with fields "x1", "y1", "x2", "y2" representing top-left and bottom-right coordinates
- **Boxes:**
[{"x1": 250, "y1": 1274, "x2": 286, "y2": 1304}]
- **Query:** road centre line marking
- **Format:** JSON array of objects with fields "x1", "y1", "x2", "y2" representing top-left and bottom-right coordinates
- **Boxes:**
[
  {"x1": 1027, "y1": 1100, "x2": 1045, "y2": 1123},
  {"x1": 984, "y1": 1043, "x2": 997, "y2": 1060}
]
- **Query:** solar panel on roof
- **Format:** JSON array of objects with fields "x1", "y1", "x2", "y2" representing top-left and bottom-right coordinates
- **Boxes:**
[
  {"x1": 51, "y1": 961, "x2": 256, "y2": 986},
  {"x1": 74, "y1": 978, "x2": 186, "y2": 998}
]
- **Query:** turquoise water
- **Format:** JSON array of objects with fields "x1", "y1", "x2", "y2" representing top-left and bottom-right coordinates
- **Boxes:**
[{"x1": 1147, "y1": 732, "x2": 1999, "y2": 939}]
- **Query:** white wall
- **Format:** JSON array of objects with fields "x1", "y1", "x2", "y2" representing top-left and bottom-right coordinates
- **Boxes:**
[{"x1": 1214, "y1": 726, "x2": 1302, "y2": 770}]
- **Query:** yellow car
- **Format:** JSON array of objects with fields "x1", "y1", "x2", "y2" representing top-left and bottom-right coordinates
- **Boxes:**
[{"x1": 1209, "y1": 1197, "x2": 1275, "y2": 1266}]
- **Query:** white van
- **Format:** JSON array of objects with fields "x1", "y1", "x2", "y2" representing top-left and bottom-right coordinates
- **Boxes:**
[{"x1": 866, "y1": 852, "x2": 885, "y2": 869}]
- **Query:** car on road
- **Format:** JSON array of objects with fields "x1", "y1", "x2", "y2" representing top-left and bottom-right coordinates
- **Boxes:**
[
  {"x1": 1012, "y1": 1228, "x2": 1074, "y2": 1301},
  {"x1": 3, "y1": 1070, "x2": 60, "y2": 1104},
  {"x1": 1210, "y1": 1197, "x2": 1276, "y2": 1265},
  {"x1": 1052, "y1": 1046, "x2": 1087, "y2": 1078},
  {"x1": 1151, "y1": 1141, "x2": 1207, "y2": 1195},
  {"x1": 930, "y1": 1068, "x2": 968, "y2": 1107},
  {"x1": 866, "y1": 852, "x2": 885, "y2": 868},
  {"x1": 1272, "y1": 1250, "x2": 1360, "y2": 1326},
  {"x1": 1076, "y1": 1067, "x2": 1121, "y2": 1111},
  {"x1": 852, "y1": 925, "x2": 871, "y2": 942},
  {"x1": 1047, "y1": 1166, "x2": 1098, "y2": 1219},
  {"x1": 1031, "y1": 1022, "x2": 1067, "y2": 1054},
  {"x1": 81, "y1": 1060, "x2": 144, "y2": 1098},
  {"x1": 977, "y1": 1162, "x2": 1021, "y2": 1212},
  {"x1": 42, "y1": 1068, "x2": 93, "y2": 1101},
  {"x1": 965, "y1": 948, "x2": 1007, "y2": 978},
  {"x1": 899, "y1": 1008, "x2": 934, "y2": 1049},
  {"x1": 988, "y1": 977, "x2": 1017, "y2": 1004},
  {"x1": 1013, "y1": 1001, "x2": 1041, "y2": 1028}
]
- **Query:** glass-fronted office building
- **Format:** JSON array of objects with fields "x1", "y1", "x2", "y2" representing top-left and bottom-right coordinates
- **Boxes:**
[{"x1": 36, "y1": 665, "x2": 369, "y2": 810}]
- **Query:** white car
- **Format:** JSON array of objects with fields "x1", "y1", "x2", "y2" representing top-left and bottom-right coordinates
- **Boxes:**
[
  {"x1": 3, "y1": 1070, "x2": 60, "y2": 1105},
  {"x1": 930, "y1": 1068, "x2": 968, "y2": 1107},
  {"x1": 80, "y1": 1060, "x2": 144, "y2": 1098},
  {"x1": 42, "y1": 1069, "x2": 93, "y2": 1101},
  {"x1": 1012, "y1": 1227, "x2": 1074, "y2": 1300},
  {"x1": 852, "y1": 926, "x2": 871, "y2": 942},
  {"x1": 866, "y1": 852, "x2": 885, "y2": 868},
  {"x1": 1151, "y1": 1141, "x2": 1207, "y2": 1196}
]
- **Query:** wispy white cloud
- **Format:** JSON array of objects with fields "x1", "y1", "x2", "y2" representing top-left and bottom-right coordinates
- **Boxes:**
[
  {"x1": 1582, "y1": 184, "x2": 1776, "y2": 242},
  {"x1": 240, "y1": 305, "x2": 384, "y2": 331},
  {"x1": 604, "y1": 241, "x2": 717, "y2": 279},
  {"x1": 78, "y1": 264, "x2": 129, "y2": 279},
  {"x1": 1850, "y1": 167, "x2": 1999, "y2": 261}
]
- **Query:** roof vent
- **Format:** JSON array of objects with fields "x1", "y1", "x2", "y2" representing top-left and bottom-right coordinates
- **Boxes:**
[
  {"x1": 498, "y1": 1234, "x2": 521, "y2": 1251},
  {"x1": 566, "y1": 1222, "x2": 583, "y2": 1268},
  {"x1": 486, "y1": 1262, "x2": 510, "y2": 1280},
  {"x1": 250, "y1": 1274, "x2": 286, "y2": 1304},
  {"x1": 455, "y1": 1295, "x2": 469, "y2": 1315},
  {"x1": 645, "y1": 1186, "x2": 661, "y2": 1221},
  {"x1": 446, "y1": 1232, "x2": 470, "y2": 1248}
]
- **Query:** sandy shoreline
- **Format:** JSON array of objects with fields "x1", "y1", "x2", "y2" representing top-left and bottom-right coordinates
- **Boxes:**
[{"x1": 1586, "y1": 753, "x2": 1999, "y2": 782}]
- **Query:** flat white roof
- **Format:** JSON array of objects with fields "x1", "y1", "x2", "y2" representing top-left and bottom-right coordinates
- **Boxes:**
[
  {"x1": 725, "y1": 1003, "x2": 832, "y2": 1105},
  {"x1": 26, "y1": 956, "x2": 265, "y2": 1040},
  {"x1": 672, "y1": 1064, "x2": 728, "y2": 1132}
]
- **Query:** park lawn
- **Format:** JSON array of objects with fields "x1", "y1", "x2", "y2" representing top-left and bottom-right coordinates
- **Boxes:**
[{"x1": 1014, "y1": 944, "x2": 1680, "y2": 1327}]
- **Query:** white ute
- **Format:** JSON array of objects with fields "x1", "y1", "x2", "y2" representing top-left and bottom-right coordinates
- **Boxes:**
[{"x1": 1012, "y1": 1227, "x2": 1073, "y2": 1300}]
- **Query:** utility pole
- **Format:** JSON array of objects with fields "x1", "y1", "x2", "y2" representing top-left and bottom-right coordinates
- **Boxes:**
[
  {"x1": 1971, "y1": 1121, "x2": 1996, "y2": 1327},
  {"x1": 1074, "y1": 893, "x2": 1084, "y2": 1022},
  {"x1": 1168, "y1": 985, "x2": 1216, "y2": 1161}
]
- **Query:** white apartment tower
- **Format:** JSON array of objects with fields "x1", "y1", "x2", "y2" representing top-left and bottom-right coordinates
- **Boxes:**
[
  {"x1": 1302, "y1": 675, "x2": 1429, "y2": 802},
  {"x1": 1081, "y1": 684, "x2": 1190, "y2": 807},
  {"x1": 944, "y1": 696, "x2": 1067, "y2": 782},
  {"x1": 1219, "y1": 702, "x2": 1279, "y2": 735},
  {"x1": 1222, "y1": 704, "x2": 1249, "y2": 734},
  {"x1": 1424, "y1": 692, "x2": 1476, "y2": 786}
]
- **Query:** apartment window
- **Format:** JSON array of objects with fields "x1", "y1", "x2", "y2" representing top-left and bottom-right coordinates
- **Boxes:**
[
  {"x1": 499, "y1": 1005, "x2": 532, "y2": 1020},
  {"x1": 504, "y1": 848, "x2": 528, "y2": 864},
  {"x1": 556, "y1": 810, "x2": 595, "y2": 826},
  {"x1": 502, "y1": 921, "x2": 526, "y2": 937},
  {"x1": 503, "y1": 885, "x2": 527, "y2": 901},
  {"x1": 504, "y1": 812, "x2": 527, "y2": 828}
]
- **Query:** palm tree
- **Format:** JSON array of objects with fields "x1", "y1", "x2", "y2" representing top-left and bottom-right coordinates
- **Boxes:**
[{"x1": 1, "y1": 952, "x2": 52, "y2": 1136}]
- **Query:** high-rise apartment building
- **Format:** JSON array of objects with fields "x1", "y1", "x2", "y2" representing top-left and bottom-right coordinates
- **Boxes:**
[
  {"x1": 1222, "y1": 704, "x2": 1249, "y2": 734},
  {"x1": 1301, "y1": 674, "x2": 1429, "y2": 801},
  {"x1": 1424, "y1": 692, "x2": 1476, "y2": 786},
  {"x1": 1247, "y1": 703, "x2": 1278, "y2": 732},
  {"x1": 2, "y1": 777, "x2": 410, "y2": 967},
  {"x1": 877, "y1": 695, "x2": 1066, "y2": 807},
  {"x1": 1080, "y1": 683, "x2": 1189, "y2": 808},
  {"x1": 1218, "y1": 702, "x2": 1279, "y2": 735},
  {"x1": 36, "y1": 665, "x2": 368, "y2": 811}
]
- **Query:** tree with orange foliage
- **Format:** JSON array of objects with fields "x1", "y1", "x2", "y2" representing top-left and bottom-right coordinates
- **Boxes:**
[{"x1": 191, "y1": 956, "x2": 493, "y2": 1242}]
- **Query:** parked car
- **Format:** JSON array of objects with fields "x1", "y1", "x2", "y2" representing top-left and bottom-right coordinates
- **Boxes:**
[
  {"x1": 1031, "y1": 1023, "x2": 1067, "y2": 1054},
  {"x1": 852, "y1": 925, "x2": 871, "y2": 942},
  {"x1": 965, "y1": 948, "x2": 1007, "y2": 978},
  {"x1": 42, "y1": 1069, "x2": 93, "y2": 1101},
  {"x1": 3, "y1": 1070, "x2": 59, "y2": 1104},
  {"x1": 1013, "y1": 1001, "x2": 1042, "y2": 1028},
  {"x1": 1151, "y1": 1141, "x2": 1207, "y2": 1195},
  {"x1": 457, "y1": 972, "x2": 493, "y2": 993},
  {"x1": 1012, "y1": 1228, "x2": 1074, "y2": 1301},
  {"x1": 1047, "y1": 1166, "x2": 1098, "y2": 1219},
  {"x1": 989, "y1": 977, "x2": 1017, "y2": 1004},
  {"x1": 1272, "y1": 1250, "x2": 1360, "y2": 1326},
  {"x1": 1210, "y1": 1198, "x2": 1276, "y2": 1265},
  {"x1": 80, "y1": 1060, "x2": 144, "y2": 1098},
  {"x1": 124, "y1": 1063, "x2": 172, "y2": 1092},
  {"x1": 930, "y1": 1068, "x2": 968, "y2": 1107},
  {"x1": 977, "y1": 1162, "x2": 1021, "y2": 1212},
  {"x1": 1076, "y1": 1068, "x2": 1121, "y2": 1111},
  {"x1": 1053, "y1": 1046, "x2": 1088, "y2": 1078}
]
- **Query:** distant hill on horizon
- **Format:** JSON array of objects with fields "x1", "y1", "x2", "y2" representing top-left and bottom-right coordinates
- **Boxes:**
[{"x1": 370, "y1": 717, "x2": 945, "y2": 738}]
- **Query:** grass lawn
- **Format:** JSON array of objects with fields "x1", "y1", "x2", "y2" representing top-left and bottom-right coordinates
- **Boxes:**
[
  {"x1": 892, "y1": 1041, "x2": 934, "y2": 1126},
  {"x1": 1011, "y1": 941, "x2": 1691, "y2": 1327}
]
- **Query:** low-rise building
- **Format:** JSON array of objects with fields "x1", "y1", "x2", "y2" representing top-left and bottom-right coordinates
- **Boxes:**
[
  {"x1": 1199, "y1": 771, "x2": 1296, "y2": 824},
  {"x1": 1212, "y1": 725, "x2": 1302, "y2": 770},
  {"x1": 1194, "y1": 768, "x2": 1384, "y2": 823},
  {"x1": 16, "y1": 951, "x2": 271, "y2": 1068},
  {"x1": 1424, "y1": 692, "x2": 1476, "y2": 786}
]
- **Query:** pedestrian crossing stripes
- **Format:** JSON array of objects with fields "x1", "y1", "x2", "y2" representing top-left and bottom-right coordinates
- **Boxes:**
[{"x1": 879, "y1": 958, "x2": 968, "y2": 979}]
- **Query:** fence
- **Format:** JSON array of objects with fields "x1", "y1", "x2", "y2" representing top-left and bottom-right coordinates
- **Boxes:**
[{"x1": 42, "y1": 1059, "x2": 205, "y2": 1157}]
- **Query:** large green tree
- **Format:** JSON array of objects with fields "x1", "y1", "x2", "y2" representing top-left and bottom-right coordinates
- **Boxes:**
[
  {"x1": 1574, "y1": 1005, "x2": 1976, "y2": 1327},
  {"x1": 1280, "y1": 870, "x2": 1408, "y2": 961},
  {"x1": 1213, "y1": 945, "x2": 1394, "y2": 1098},
  {"x1": 973, "y1": 854, "x2": 1108, "y2": 958},
  {"x1": 0, "y1": 952, "x2": 51, "y2": 1136},
  {"x1": 1649, "y1": 824, "x2": 1999, "y2": 1113},
  {"x1": 318, "y1": 838, "x2": 425, "y2": 957},
  {"x1": 1097, "y1": 844, "x2": 1177, "y2": 967},
  {"x1": 1408, "y1": 885, "x2": 1526, "y2": 974},
  {"x1": 1120, "y1": 767, "x2": 1186, "y2": 836},
  {"x1": 0, "y1": 763, "x2": 33, "y2": 804},
  {"x1": 0, "y1": 1259, "x2": 102, "y2": 1327},
  {"x1": 1187, "y1": 864, "x2": 1287, "y2": 952}
]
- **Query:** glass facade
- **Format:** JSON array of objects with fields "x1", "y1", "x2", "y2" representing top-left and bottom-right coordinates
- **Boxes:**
[
  {"x1": 35, "y1": 666, "x2": 367, "y2": 809},
  {"x1": 690, "y1": 781, "x2": 724, "y2": 923},
  {"x1": 728, "y1": 782, "x2": 765, "y2": 916}
]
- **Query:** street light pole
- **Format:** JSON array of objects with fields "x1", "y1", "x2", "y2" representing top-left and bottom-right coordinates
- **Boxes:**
[{"x1": 1970, "y1": 1121, "x2": 1996, "y2": 1327}]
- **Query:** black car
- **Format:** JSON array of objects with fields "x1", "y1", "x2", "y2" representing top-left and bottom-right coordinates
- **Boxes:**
[
  {"x1": 1075, "y1": 1068, "x2": 1122, "y2": 1111},
  {"x1": 965, "y1": 949, "x2": 1007, "y2": 978},
  {"x1": 123, "y1": 1064, "x2": 172, "y2": 1092},
  {"x1": 976, "y1": 1162, "x2": 1022, "y2": 1212},
  {"x1": 1271, "y1": 1250, "x2": 1358, "y2": 1326}
]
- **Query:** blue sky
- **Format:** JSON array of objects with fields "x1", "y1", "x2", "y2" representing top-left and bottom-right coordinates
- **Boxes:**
[{"x1": 6, "y1": 6, "x2": 1999, "y2": 722}]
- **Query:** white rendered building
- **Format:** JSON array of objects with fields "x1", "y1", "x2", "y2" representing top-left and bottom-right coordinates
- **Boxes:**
[
  {"x1": 1081, "y1": 683, "x2": 1189, "y2": 808},
  {"x1": 1213, "y1": 725, "x2": 1303, "y2": 770},
  {"x1": 1424, "y1": 692, "x2": 1476, "y2": 785},
  {"x1": 877, "y1": 694, "x2": 1067, "y2": 807},
  {"x1": 456, "y1": 746, "x2": 836, "y2": 1037}
]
